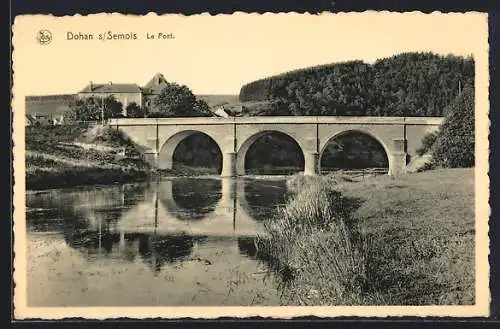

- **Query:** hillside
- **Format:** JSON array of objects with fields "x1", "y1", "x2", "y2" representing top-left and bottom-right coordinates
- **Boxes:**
[
  {"x1": 26, "y1": 94, "x2": 76, "y2": 116},
  {"x1": 239, "y1": 52, "x2": 474, "y2": 117},
  {"x1": 26, "y1": 124, "x2": 154, "y2": 189}
]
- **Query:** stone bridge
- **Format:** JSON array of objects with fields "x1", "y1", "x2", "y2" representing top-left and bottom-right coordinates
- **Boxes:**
[{"x1": 108, "y1": 116, "x2": 445, "y2": 176}]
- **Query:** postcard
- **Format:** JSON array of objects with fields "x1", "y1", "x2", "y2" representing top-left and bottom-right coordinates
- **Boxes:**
[{"x1": 12, "y1": 11, "x2": 490, "y2": 319}]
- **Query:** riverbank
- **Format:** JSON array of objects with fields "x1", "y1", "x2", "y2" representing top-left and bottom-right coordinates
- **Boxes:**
[
  {"x1": 26, "y1": 124, "x2": 156, "y2": 190},
  {"x1": 258, "y1": 168, "x2": 475, "y2": 305}
]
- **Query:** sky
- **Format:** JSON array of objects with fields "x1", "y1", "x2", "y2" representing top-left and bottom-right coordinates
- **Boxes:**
[{"x1": 13, "y1": 12, "x2": 488, "y2": 96}]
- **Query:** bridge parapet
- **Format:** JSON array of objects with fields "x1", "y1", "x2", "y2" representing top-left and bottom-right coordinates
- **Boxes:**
[
  {"x1": 108, "y1": 117, "x2": 236, "y2": 126},
  {"x1": 109, "y1": 116, "x2": 446, "y2": 126},
  {"x1": 109, "y1": 116, "x2": 447, "y2": 177}
]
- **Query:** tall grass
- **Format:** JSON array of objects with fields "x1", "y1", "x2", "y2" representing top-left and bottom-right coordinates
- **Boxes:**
[{"x1": 256, "y1": 174, "x2": 376, "y2": 305}]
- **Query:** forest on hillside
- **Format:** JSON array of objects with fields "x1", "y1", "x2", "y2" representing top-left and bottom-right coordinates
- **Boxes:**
[{"x1": 239, "y1": 52, "x2": 474, "y2": 117}]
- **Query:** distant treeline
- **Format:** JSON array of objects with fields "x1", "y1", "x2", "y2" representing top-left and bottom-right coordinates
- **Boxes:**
[{"x1": 239, "y1": 52, "x2": 474, "y2": 117}]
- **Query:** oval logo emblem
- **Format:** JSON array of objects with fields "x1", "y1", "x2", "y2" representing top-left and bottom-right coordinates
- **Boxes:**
[{"x1": 37, "y1": 29, "x2": 52, "y2": 45}]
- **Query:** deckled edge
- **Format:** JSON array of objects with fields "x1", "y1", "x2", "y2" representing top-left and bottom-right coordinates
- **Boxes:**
[{"x1": 10, "y1": 11, "x2": 491, "y2": 321}]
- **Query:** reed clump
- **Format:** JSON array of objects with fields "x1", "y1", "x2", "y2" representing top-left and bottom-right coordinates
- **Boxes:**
[{"x1": 257, "y1": 174, "x2": 378, "y2": 305}]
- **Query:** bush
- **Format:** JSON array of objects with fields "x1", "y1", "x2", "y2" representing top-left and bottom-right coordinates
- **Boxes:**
[{"x1": 431, "y1": 86, "x2": 474, "y2": 168}]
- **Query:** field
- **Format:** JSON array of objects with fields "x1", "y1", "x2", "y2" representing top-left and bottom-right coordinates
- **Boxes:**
[
  {"x1": 258, "y1": 168, "x2": 475, "y2": 305},
  {"x1": 195, "y1": 94, "x2": 239, "y2": 107},
  {"x1": 195, "y1": 94, "x2": 271, "y2": 117},
  {"x1": 25, "y1": 95, "x2": 75, "y2": 116}
]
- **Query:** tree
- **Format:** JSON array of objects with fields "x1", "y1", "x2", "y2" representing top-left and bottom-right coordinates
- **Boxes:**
[
  {"x1": 103, "y1": 96, "x2": 123, "y2": 119},
  {"x1": 68, "y1": 96, "x2": 123, "y2": 121},
  {"x1": 150, "y1": 82, "x2": 212, "y2": 117},
  {"x1": 125, "y1": 102, "x2": 144, "y2": 118},
  {"x1": 431, "y1": 84, "x2": 474, "y2": 167},
  {"x1": 193, "y1": 99, "x2": 213, "y2": 116},
  {"x1": 68, "y1": 97, "x2": 101, "y2": 121}
]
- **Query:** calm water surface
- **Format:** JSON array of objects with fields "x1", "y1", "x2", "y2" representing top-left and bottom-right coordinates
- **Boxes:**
[{"x1": 26, "y1": 177, "x2": 289, "y2": 306}]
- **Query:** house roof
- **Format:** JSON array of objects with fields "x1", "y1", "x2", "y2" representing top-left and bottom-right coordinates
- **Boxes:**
[
  {"x1": 142, "y1": 73, "x2": 169, "y2": 95},
  {"x1": 79, "y1": 83, "x2": 142, "y2": 94},
  {"x1": 211, "y1": 107, "x2": 230, "y2": 118}
]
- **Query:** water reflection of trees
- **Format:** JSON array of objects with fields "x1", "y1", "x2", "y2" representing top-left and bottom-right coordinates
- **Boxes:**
[
  {"x1": 27, "y1": 183, "x2": 149, "y2": 233},
  {"x1": 138, "y1": 234, "x2": 197, "y2": 273},
  {"x1": 66, "y1": 228, "x2": 200, "y2": 272},
  {"x1": 237, "y1": 236, "x2": 259, "y2": 259},
  {"x1": 58, "y1": 183, "x2": 149, "y2": 256},
  {"x1": 123, "y1": 183, "x2": 150, "y2": 206},
  {"x1": 160, "y1": 179, "x2": 222, "y2": 221},
  {"x1": 242, "y1": 179, "x2": 288, "y2": 222},
  {"x1": 64, "y1": 224, "x2": 202, "y2": 272}
]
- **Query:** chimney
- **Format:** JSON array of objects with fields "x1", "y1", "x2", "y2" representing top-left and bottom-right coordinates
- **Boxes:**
[
  {"x1": 109, "y1": 81, "x2": 113, "y2": 85},
  {"x1": 89, "y1": 81, "x2": 93, "y2": 91}
]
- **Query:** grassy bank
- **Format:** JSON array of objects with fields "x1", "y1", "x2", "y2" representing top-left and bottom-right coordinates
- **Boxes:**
[
  {"x1": 257, "y1": 168, "x2": 475, "y2": 305},
  {"x1": 26, "y1": 124, "x2": 156, "y2": 190}
]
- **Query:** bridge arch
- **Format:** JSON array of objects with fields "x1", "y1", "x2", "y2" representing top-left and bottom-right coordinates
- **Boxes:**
[
  {"x1": 157, "y1": 130, "x2": 223, "y2": 172},
  {"x1": 319, "y1": 129, "x2": 392, "y2": 174},
  {"x1": 236, "y1": 130, "x2": 306, "y2": 176}
]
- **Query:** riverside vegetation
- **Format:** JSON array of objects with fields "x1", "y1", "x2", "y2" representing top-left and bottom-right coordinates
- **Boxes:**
[
  {"x1": 25, "y1": 124, "x2": 156, "y2": 190},
  {"x1": 256, "y1": 168, "x2": 475, "y2": 305}
]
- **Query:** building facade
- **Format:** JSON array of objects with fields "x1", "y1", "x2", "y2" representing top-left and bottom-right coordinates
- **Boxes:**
[
  {"x1": 77, "y1": 73, "x2": 168, "y2": 116},
  {"x1": 141, "y1": 73, "x2": 169, "y2": 108},
  {"x1": 77, "y1": 82, "x2": 143, "y2": 116}
]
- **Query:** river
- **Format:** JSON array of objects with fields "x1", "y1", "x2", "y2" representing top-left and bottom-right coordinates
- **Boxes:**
[{"x1": 26, "y1": 177, "x2": 290, "y2": 306}]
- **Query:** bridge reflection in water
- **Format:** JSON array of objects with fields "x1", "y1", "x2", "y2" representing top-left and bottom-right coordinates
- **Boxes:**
[{"x1": 26, "y1": 177, "x2": 288, "y2": 274}]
